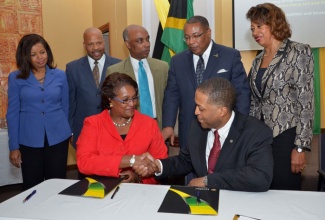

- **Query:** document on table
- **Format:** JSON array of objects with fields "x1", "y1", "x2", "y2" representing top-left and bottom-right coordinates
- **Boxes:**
[
  {"x1": 158, "y1": 185, "x2": 219, "y2": 215},
  {"x1": 59, "y1": 176, "x2": 124, "y2": 198}
]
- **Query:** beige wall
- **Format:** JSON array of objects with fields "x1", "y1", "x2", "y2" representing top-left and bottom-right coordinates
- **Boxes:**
[
  {"x1": 215, "y1": 0, "x2": 256, "y2": 73},
  {"x1": 43, "y1": 0, "x2": 93, "y2": 165},
  {"x1": 92, "y1": 0, "x2": 126, "y2": 59},
  {"x1": 92, "y1": 0, "x2": 142, "y2": 60},
  {"x1": 42, "y1": 0, "x2": 93, "y2": 70}
]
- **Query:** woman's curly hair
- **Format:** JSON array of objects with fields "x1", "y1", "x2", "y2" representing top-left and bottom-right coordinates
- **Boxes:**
[{"x1": 246, "y1": 3, "x2": 291, "y2": 41}]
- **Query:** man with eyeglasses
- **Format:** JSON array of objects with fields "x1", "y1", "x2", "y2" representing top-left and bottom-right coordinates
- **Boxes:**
[
  {"x1": 107, "y1": 25, "x2": 168, "y2": 129},
  {"x1": 162, "y1": 16, "x2": 250, "y2": 160}
]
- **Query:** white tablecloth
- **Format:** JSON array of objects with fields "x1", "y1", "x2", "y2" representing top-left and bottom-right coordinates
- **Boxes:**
[
  {"x1": 0, "y1": 129, "x2": 23, "y2": 186},
  {"x1": 0, "y1": 179, "x2": 324, "y2": 220}
]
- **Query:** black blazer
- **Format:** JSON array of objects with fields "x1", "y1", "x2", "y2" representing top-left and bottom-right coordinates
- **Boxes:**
[{"x1": 160, "y1": 112, "x2": 274, "y2": 192}]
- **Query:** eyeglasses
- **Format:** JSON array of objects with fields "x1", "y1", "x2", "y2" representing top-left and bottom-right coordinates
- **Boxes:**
[
  {"x1": 113, "y1": 96, "x2": 139, "y2": 104},
  {"x1": 183, "y1": 29, "x2": 209, "y2": 42}
]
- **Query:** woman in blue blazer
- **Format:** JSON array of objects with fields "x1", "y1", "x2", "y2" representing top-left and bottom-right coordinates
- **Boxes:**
[{"x1": 6, "y1": 34, "x2": 71, "y2": 189}]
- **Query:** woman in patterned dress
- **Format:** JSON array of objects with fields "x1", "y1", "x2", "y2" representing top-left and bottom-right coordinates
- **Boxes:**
[{"x1": 246, "y1": 3, "x2": 314, "y2": 190}]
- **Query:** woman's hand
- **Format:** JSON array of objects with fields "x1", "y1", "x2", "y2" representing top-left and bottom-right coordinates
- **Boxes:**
[
  {"x1": 291, "y1": 149, "x2": 306, "y2": 174},
  {"x1": 9, "y1": 149, "x2": 22, "y2": 168},
  {"x1": 119, "y1": 170, "x2": 141, "y2": 183}
]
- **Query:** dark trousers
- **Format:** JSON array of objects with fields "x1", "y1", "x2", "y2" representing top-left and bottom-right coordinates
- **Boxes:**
[
  {"x1": 270, "y1": 127, "x2": 301, "y2": 190},
  {"x1": 20, "y1": 135, "x2": 69, "y2": 190}
]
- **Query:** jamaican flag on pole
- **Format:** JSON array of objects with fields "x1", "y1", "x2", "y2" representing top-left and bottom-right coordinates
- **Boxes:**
[{"x1": 160, "y1": 0, "x2": 194, "y2": 64}]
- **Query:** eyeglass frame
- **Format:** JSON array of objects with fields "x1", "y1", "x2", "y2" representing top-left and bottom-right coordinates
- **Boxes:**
[
  {"x1": 112, "y1": 96, "x2": 139, "y2": 105},
  {"x1": 182, "y1": 29, "x2": 209, "y2": 42}
]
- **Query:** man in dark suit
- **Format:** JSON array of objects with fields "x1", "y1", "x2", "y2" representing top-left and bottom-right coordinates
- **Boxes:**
[
  {"x1": 106, "y1": 25, "x2": 168, "y2": 129},
  {"x1": 66, "y1": 27, "x2": 121, "y2": 148},
  {"x1": 135, "y1": 77, "x2": 273, "y2": 192},
  {"x1": 162, "y1": 16, "x2": 250, "y2": 150}
]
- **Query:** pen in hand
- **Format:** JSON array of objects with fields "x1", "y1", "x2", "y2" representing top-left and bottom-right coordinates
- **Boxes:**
[
  {"x1": 111, "y1": 186, "x2": 120, "y2": 199},
  {"x1": 23, "y1": 190, "x2": 36, "y2": 203}
]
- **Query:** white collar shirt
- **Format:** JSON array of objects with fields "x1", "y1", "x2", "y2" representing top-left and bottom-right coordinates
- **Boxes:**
[
  {"x1": 205, "y1": 111, "x2": 235, "y2": 168},
  {"x1": 193, "y1": 40, "x2": 213, "y2": 70},
  {"x1": 87, "y1": 54, "x2": 106, "y2": 80}
]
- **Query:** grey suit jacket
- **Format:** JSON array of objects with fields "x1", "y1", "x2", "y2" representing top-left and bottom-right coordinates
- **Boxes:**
[
  {"x1": 249, "y1": 39, "x2": 314, "y2": 149},
  {"x1": 106, "y1": 57, "x2": 168, "y2": 129},
  {"x1": 66, "y1": 54, "x2": 121, "y2": 147},
  {"x1": 160, "y1": 112, "x2": 274, "y2": 192}
]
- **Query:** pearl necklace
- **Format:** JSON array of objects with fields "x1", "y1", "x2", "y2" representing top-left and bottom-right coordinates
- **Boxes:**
[{"x1": 113, "y1": 117, "x2": 132, "y2": 127}]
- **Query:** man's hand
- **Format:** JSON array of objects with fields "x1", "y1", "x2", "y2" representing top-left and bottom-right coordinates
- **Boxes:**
[
  {"x1": 188, "y1": 177, "x2": 205, "y2": 187},
  {"x1": 162, "y1": 127, "x2": 175, "y2": 145},
  {"x1": 9, "y1": 149, "x2": 22, "y2": 168},
  {"x1": 133, "y1": 152, "x2": 160, "y2": 177}
]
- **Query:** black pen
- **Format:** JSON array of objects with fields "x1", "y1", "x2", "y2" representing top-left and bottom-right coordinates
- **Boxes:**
[
  {"x1": 196, "y1": 190, "x2": 201, "y2": 205},
  {"x1": 111, "y1": 186, "x2": 120, "y2": 199},
  {"x1": 23, "y1": 190, "x2": 36, "y2": 203},
  {"x1": 234, "y1": 214, "x2": 261, "y2": 220}
]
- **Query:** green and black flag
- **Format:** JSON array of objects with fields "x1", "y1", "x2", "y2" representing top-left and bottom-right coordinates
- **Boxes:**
[{"x1": 153, "y1": 0, "x2": 194, "y2": 64}]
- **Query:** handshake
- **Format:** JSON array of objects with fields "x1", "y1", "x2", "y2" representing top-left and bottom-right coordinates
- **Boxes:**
[
  {"x1": 122, "y1": 152, "x2": 206, "y2": 187},
  {"x1": 131, "y1": 152, "x2": 161, "y2": 178}
]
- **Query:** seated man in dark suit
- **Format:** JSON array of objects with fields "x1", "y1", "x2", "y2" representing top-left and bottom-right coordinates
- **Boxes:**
[{"x1": 134, "y1": 77, "x2": 273, "y2": 192}]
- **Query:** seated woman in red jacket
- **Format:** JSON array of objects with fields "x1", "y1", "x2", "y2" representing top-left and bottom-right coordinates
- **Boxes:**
[{"x1": 77, "y1": 72, "x2": 168, "y2": 184}]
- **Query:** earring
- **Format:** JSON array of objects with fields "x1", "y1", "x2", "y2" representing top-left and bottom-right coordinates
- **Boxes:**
[{"x1": 110, "y1": 103, "x2": 113, "y2": 108}]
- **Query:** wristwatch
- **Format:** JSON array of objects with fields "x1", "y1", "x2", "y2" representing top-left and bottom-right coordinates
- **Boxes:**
[
  {"x1": 295, "y1": 146, "x2": 305, "y2": 153},
  {"x1": 129, "y1": 155, "x2": 135, "y2": 167},
  {"x1": 203, "y1": 176, "x2": 208, "y2": 187}
]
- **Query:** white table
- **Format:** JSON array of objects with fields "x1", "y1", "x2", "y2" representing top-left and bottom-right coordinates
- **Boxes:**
[
  {"x1": 0, "y1": 129, "x2": 23, "y2": 187},
  {"x1": 0, "y1": 179, "x2": 324, "y2": 220}
]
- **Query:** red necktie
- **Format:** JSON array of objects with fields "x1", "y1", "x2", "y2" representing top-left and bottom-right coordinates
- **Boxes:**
[{"x1": 208, "y1": 130, "x2": 221, "y2": 174}]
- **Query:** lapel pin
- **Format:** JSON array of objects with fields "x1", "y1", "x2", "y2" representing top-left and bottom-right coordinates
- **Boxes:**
[
  {"x1": 214, "y1": 54, "x2": 219, "y2": 58},
  {"x1": 229, "y1": 140, "x2": 233, "y2": 143}
]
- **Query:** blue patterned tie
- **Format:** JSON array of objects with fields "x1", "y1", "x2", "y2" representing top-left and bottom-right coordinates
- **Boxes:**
[
  {"x1": 196, "y1": 55, "x2": 205, "y2": 85},
  {"x1": 138, "y1": 61, "x2": 153, "y2": 117}
]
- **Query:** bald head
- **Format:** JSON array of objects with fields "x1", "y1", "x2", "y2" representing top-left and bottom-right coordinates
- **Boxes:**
[
  {"x1": 122, "y1": 25, "x2": 150, "y2": 60},
  {"x1": 83, "y1": 27, "x2": 105, "y2": 60},
  {"x1": 123, "y1": 25, "x2": 147, "y2": 42},
  {"x1": 83, "y1": 27, "x2": 103, "y2": 41}
]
